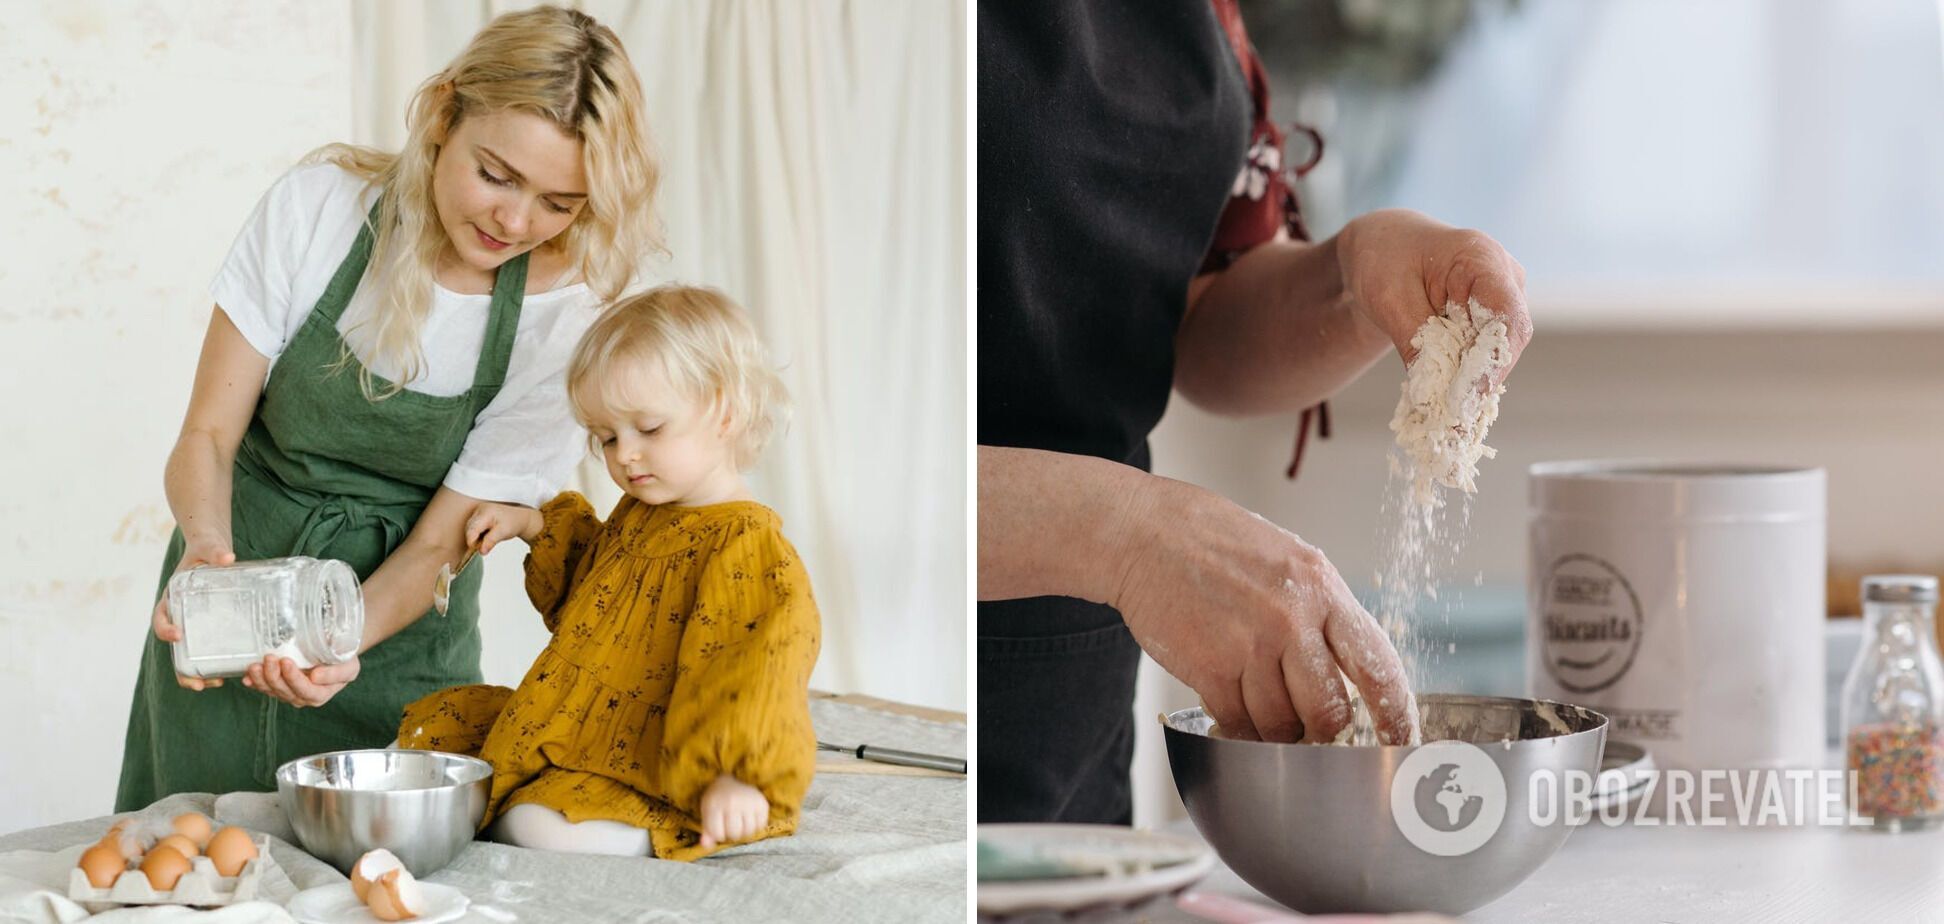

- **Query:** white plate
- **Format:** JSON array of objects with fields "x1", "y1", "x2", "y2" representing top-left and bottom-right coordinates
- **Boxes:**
[
  {"x1": 976, "y1": 823, "x2": 1214, "y2": 917},
  {"x1": 287, "y1": 881, "x2": 469, "y2": 924}
]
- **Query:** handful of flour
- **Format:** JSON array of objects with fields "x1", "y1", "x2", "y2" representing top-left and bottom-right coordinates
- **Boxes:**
[{"x1": 1389, "y1": 298, "x2": 1513, "y2": 506}]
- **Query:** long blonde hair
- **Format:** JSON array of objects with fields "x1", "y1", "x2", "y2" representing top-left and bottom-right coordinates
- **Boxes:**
[
  {"x1": 567, "y1": 286, "x2": 791, "y2": 471},
  {"x1": 309, "y1": 5, "x2": 661, "y2": 399}
]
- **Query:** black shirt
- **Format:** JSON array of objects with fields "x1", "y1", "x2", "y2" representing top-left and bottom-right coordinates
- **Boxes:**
[{"x1": 977, "y1": 0, "x2": 1253, "y2": 470}]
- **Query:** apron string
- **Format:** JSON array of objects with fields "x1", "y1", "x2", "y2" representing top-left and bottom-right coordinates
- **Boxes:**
[
  {"x1": 250, "y1": 497, "x2": 410, "y2": 785},
  {"x1": 287, "y1": 495, "x2": 409, "y2": 562}
]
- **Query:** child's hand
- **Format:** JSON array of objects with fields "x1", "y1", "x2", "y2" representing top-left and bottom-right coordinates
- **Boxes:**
[
  {"x1": 697, "y1": 776, "x2": 769, "y2": 850},
  {"x1": 465, "y1": 503, "x2": 543, "y2": 554}
]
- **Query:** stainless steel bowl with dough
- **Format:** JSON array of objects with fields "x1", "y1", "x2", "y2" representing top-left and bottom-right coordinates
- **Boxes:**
[{"x1": 1161, "y1": 694, "x2": 1607, "y2": 915}]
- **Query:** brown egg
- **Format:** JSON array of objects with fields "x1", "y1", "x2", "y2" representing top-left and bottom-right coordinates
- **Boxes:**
[
  {"x1": 366, "y1": 867, "x2": 425, "y2": 921},
  {"x1": 154, "y1": 834, "x2": 200, "y2": 858},
  {"x1": 98, "y1": 831, "x2": 138, "y2": 862},
  {"x1": 77, "y1": 843, "x2": 127, "y2": 889},
  {"x1": 99, "y1": 818, "x2": 153, "y2": 859},
  {"x1": 204, "y1": 825, "x2": 259, "y2": 877},
  {"x1": 139, "y1": 845, "x2": 191, "y2": 891},
  {"x1": 171, "y1": 812, "x2": 213, "y2": 848}
]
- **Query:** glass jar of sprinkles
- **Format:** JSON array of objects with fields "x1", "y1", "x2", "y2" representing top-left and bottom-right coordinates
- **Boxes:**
[
  {"x1": 166, "y1": 556, "x2": 364, "y2": 679},
  {"x1": 1840, "y1": 574, "x2": 1944, "y2": 831}
]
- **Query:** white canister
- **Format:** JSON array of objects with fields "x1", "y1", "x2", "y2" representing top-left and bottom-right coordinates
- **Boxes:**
[{"x1": 1527, "y1": 462, "x2": 1825, "y2": 772}]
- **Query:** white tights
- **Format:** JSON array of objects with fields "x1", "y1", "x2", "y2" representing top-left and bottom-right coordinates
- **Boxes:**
[{"x1": 486, "y1": 803, "x2": 653, "y2": 857}]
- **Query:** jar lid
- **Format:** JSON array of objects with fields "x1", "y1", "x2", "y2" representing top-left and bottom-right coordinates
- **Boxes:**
[{"x1": 1862, "y1": 574, "x2": 1939, "y2": 604}]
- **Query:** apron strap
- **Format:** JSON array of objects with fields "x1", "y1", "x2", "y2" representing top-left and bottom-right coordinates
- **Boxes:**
[
  {"x1": 311, "y1": 196, "x2": 385, "y2": 328},
  {"x1": 310, "y1": 190, "x2": 528, "y2": 404},
  {"x1": 469, "y1": 249, "x2": 529, "y2": 396}
]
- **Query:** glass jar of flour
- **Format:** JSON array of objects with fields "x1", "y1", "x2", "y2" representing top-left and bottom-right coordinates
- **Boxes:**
[
  {"x1": 1841, "y1": 574, "x2": 1944, "y2": 831},
  {"x1": 167, "y1": 556, "x2": 364, "y2": 679}
]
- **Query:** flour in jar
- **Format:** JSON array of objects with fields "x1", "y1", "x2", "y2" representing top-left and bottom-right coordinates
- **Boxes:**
[{"x1": 1337, "y1": 298, "x2": 1513, "y2": 746}]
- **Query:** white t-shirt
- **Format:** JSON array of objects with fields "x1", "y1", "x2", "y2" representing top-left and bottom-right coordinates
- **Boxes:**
[{"x1": 210, "y1": 163, "x2": 598, "y2": 508}]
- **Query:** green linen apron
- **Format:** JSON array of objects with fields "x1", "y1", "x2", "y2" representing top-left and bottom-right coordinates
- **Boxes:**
[{"x1": 115, "y1": 201, "x2": 529, "y2": 811}]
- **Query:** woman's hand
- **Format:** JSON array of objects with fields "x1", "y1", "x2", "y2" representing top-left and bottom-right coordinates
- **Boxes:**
[
  {"x1": 1338, "y1": 208, "x2": 1531, "y2": 384},
  {"x1": 1109, "y1": 474, "x2": 1417, "y2": 745},
  {"x1": 697, "y1": 776, "x2": 769, "y2": 850},
  {"x1": 152, "y1": 535, "x2": 237, "y2": 692},
  {"x1": 241, "y1": 654, "x2": 360, "y2": 708},
  {"x1": 464, "y1": 502, "x2": 543, "y2": 555}
]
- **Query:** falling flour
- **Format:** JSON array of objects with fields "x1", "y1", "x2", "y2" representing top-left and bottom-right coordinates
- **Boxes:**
[{"x1": 1336, "y1": 298, "x2": 1513, "y2": 746}]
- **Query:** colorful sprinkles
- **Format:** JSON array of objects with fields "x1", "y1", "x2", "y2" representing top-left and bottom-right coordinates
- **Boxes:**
[{"x1": 1847, "y1": 722, "x2": 1944, "y2": 822}]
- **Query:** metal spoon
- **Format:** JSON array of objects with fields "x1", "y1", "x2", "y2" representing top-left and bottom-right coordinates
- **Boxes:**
[{"x1": 432, "y1": 548, "x2": 478, "y2": 616}]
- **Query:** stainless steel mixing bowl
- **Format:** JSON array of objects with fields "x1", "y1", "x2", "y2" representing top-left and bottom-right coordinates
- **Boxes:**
[
  {"x1": 1162, "y1": 694, "x2": 1606, "y2": 915},
  {"x1": 277, "y1": 748, "x2": 492, "y2": 876}
]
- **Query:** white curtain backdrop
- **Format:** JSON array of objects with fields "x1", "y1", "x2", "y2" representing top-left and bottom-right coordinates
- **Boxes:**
[{"x1": 349, "y1": 0, "x2": 967, "y2": 709}]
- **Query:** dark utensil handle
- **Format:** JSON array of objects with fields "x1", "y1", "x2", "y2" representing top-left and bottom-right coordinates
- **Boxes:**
[{"x1": 854, "y1": 745, "x2": 965, "y2": 774}]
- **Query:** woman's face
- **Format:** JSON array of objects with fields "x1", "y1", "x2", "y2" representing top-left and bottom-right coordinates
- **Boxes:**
[{"x1": 431, "y1": 109, "x2": 588, "y2": 273}]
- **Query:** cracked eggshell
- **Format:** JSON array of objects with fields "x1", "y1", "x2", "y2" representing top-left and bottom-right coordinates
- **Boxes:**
[
  {"x1": 366, "y1": 867, "x2": 425, "y2": 921},
  {"x1": 350, "y1": 848, "x2": 404, "y2": 903}
]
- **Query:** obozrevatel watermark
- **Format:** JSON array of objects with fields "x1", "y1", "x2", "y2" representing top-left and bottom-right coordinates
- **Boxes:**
[
  {"x1": 1526, "y1": 767, "x2": 1873, "y2": 829},
  {"x1": 1390, "y1": 741, "x2": 1877, "y2": 856}
]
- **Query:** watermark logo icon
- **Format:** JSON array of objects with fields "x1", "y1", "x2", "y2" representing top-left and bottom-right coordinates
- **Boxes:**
[{"x1": 1390, "y1": 741, "x2": 1507, "y2": 856}]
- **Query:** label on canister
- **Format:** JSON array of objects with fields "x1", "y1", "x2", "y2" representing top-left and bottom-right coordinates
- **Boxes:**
[{"x1": 1536, "y1": 552, "x2": 1680, "y2": 742}]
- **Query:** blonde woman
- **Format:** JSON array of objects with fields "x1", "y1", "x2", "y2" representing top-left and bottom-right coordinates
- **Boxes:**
[{"x1": 117, "y1": 5, "x2": 660, "y2": 811}]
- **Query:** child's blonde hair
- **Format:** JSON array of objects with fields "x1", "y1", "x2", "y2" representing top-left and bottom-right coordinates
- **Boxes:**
[
  {"x1": 309, "y1": 4, "x2": 661, "y2": 399},
  {"x1": 568, "y1": 286, "x2": 789, "y2": 469}
]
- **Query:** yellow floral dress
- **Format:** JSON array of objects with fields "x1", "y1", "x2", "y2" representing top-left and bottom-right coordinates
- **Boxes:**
[{"x1": 397, "y1": 492, "x2": 820, "y2": 861}]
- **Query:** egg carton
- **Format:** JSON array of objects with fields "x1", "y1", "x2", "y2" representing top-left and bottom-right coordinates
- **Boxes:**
[{"x1": 67, "y1": 834, "x2": 276, "y2": 907}]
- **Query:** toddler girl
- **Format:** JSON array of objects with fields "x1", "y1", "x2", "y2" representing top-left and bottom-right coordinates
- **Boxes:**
[{"x1": 396, "y1": 285, "x2": 819, "y2": 860}]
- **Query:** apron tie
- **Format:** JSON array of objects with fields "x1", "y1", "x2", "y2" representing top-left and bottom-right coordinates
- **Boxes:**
[
  {"x1": 253, "y1": 496, "x2": 409, "y2": 785},
  {"x1": 288, "y1": 494, "x2": 410, "y2": 561}
]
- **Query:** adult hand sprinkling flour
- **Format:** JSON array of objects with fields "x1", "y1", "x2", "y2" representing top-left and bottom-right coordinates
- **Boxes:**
[
  {"x1": 978, "y1": 2, "x2": 1530, "y2": 826},
  {"x1": 1329, "y1": 209, "x2": 1531, "y2": 375},
  {"x1": 1175, "y1": 208, "x2": 1529, "y2": 416}
]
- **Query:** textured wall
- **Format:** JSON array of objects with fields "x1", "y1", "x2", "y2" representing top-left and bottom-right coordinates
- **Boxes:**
[
  {"x1": 0, "y1": 1, "x2": 356, "y2": 835},
  {"x1": 0, "y1": 0, "x2": 970, "y2": 839}
]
